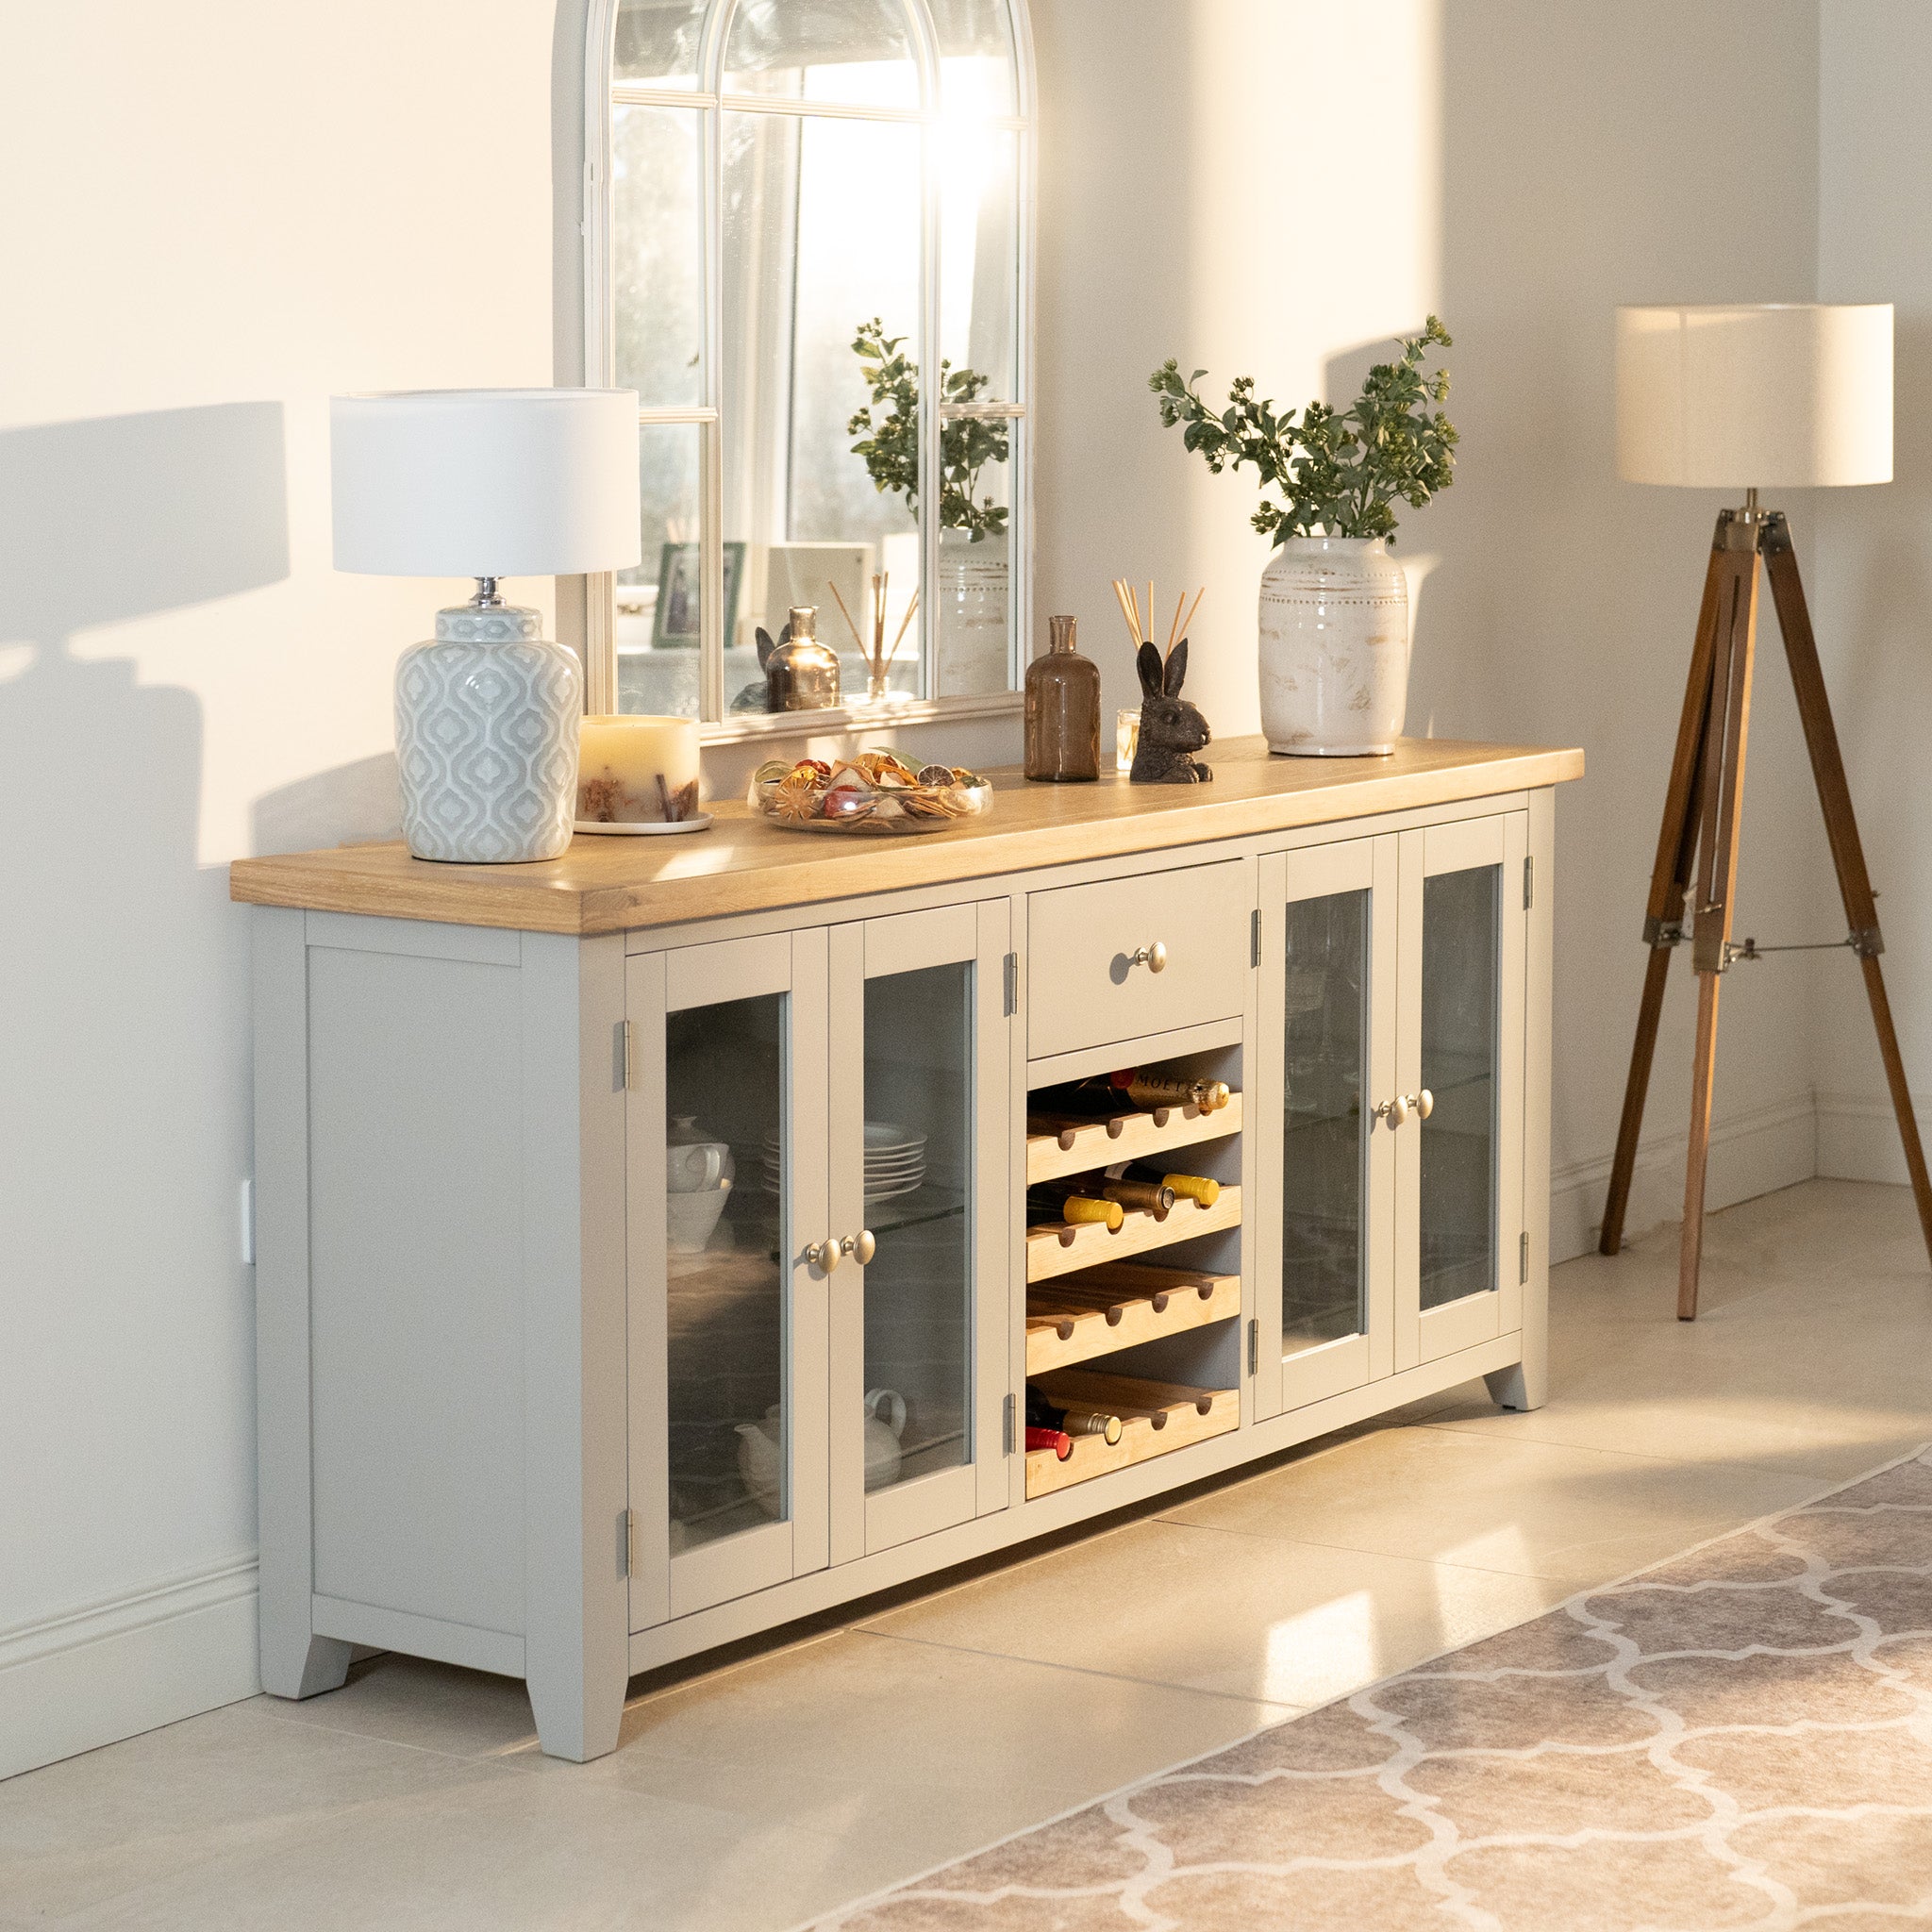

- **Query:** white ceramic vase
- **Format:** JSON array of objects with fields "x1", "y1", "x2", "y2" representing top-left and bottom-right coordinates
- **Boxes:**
[
  {"x1": 394, "y1": 602, "x2": 583, "y2": 862},
  {"x1": 1257, "y1": 536, "x2": 1409, "y2": 756},
  {"x1": 933, "y1": 530, "x2": 1010, "y2": 697}
]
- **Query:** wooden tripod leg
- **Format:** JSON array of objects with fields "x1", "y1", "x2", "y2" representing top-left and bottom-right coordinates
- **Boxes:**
[
  {"x1": 1680, "y1": 532, "x2": 1762, "y2": 1319},
  {"x1": 1762, "y1": 516, "x2": 1932, "y2": 1262},
  {"x1": 1600, "y1": 524, "x2": 1728, "y2": 1255}
]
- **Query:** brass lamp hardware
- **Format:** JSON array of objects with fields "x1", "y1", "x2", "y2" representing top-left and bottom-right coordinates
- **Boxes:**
[
  {"x1": 1374, "y1": 1090, "x2": 1435, "y2": 1128},
  {"x1": 1127, "y1": 941, "x2": 1168, "y2": 973}
]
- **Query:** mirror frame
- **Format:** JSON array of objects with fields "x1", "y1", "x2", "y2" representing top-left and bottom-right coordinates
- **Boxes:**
[{"x1": 575, "y1": 0, "x2": 1036, "y2": 740}]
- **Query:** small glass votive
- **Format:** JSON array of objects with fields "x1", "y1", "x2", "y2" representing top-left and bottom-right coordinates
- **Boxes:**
[
  {"x1": 575, "y1": 714, "x2": 709, "y2": 834},
  {"x1": 1116, "y1": 708, "x2": 1141, "y2": 772}
]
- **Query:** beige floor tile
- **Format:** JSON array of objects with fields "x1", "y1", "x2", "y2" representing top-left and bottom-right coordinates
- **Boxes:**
[
  {"x1": 1159, "y1": 1422, "x2": 1822, "y2": 1581},
  {"x1": 855, "y1": 1517, "x2": 1566, "y2": 1707},
  {"x1": 250, "y1": 1652, "x2": 544, "y2": 1760},
  {"x1": 0, "y1": 1700, "x2": 503, "y2": 1924},
  {"x1": 58, "y1": 1766, "x2": 835, "y2": 1932}
]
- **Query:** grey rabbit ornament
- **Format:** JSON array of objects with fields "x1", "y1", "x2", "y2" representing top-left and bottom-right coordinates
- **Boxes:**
[{"x1": 1129, "y1": 638, "x2": 1212, "y2": 783}]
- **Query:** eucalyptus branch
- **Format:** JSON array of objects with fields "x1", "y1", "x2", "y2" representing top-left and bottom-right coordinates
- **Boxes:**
[
  {"x1": 1148, "y1": 316, "x2": 1457, "y2": 543},
  {"x1": 848, "y1": 319, "x2": 1010, "y2": 541}
]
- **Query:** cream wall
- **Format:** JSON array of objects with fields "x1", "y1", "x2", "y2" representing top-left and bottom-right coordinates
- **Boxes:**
[
  {"x1": 1813, "y1": 4, "x2": 1932, "y2": 1182},
  {"x1": 0, "y1": 1, "x2": 558, "y2": 1776},
  {"x1": 0, "y1": 0, "x2": 1844, "y2": 1778}
]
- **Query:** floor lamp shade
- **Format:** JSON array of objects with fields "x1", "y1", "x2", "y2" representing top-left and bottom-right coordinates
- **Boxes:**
[
  {"x1": 329, "y1": 388, "x2": 641, "y2": 864},
  {"x1": 1615, "y1": 304, "x2": 1892, "y2": 491}
]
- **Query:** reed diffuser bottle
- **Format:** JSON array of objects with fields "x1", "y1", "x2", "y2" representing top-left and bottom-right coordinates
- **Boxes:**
[{"x1": 1024, "y1": 614, "x2": 1101, "y2": 781}]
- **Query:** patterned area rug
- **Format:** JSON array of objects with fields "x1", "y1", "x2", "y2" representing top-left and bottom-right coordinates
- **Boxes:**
[{"x1": 816, "y1": 1445, "x2": 1932, "y2": 1931}]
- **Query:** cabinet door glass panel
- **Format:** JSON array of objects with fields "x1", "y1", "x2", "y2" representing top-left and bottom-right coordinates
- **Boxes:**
[
  {"x1": 664, "y1": 991, "x2": 789, "y2": 1549},
  {"x1": 1283, "y1": 889, "x2": 1370, "y2": 1354},
  {"x1": 1420, "y1": 866, "x2": 1500, "y2": 1309},
  {"x1": 862, "y1": 961, "x2": 972, "y2": 1489}
]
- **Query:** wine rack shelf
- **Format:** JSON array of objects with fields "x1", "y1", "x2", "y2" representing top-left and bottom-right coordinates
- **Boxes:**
[
  {"x1": 1025, "y1": 1263, "x2": 1241, "y2": 1376},
  {"x1": 1024, "y1": 1371, "x2": 1239, "y2": 1499},
  {"x1": 1026, "y1": 1185, "x2": 1241, "y2": 1285},
  {"x1": 1024, "y1": 1091, "x2": 1243, "y2": 1188}
]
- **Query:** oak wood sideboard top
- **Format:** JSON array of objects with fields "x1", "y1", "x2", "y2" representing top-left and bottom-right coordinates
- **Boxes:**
[{"x1": 229, "y1": 735, "x2": 1585, "y2": 936}]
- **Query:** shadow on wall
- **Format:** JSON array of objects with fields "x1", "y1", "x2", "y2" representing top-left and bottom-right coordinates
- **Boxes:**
[{"x1": 0, "y1": 403, "x2": 289, "y2": 1624}]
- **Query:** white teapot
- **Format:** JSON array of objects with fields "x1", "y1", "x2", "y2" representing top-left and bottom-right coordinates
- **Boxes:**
[{"x1": 863, "y1": 1388, "x2": 906, "y2": 1492}]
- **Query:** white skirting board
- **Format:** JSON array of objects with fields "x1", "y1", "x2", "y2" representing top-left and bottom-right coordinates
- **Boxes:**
[
  {"x1": 1817, "y1": 1089, "x2": 1932, "y2": 1187},
  {"x1": 1549, "y1": 1089, "x2": 1819, "y2": 1265},
  {"x1": 0, "y1": 1557, "x2": 260, "y2": 1782}
]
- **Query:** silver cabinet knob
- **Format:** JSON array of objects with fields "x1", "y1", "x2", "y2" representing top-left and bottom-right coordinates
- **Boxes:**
[
  {"x1": 1128, "y1": 941, "x2": 1168, "y2": 974},
  {"x1": 1415, "y1": 1088, "x2": 1434, "y2": 1120},
  {"x1": 841, "y1": 1229, "x2": 877, "y2": 1266},
  {"x1": 807, "y1": 1238, "x2": 841, "y2": 1274}
]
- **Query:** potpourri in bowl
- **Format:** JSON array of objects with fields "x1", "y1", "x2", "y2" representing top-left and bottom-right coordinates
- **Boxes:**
[{"x1": 748, "y1": 749, "x2": 992, "y2": 835}]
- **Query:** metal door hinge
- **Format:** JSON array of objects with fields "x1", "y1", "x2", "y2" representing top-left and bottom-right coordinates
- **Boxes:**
[
  {"x1": 1523, "y1": 856, "x2": 1535, "y2": 911},
  {"x1": 620, "y1": 1019, "x2": 635, "y2": 1091},
  {"x1": 624, "y1": 1507, "x2": 637, "y2": 1578},
  {"x1": 1247, "y1": 1317, "x2": 1259, "y2": 1377},
  {"x1": 1002, "y1": 1391, "x2": 1016, "y2": 1455},
  {"x1": 1002, "y1": 952, "x2": 1019, "y2": 1017},
  {"x1": 240, "y1": 1177, "x2": 256, "y2": 1266},
  {"x1": 1251, "y1": 908, "x2": 1261, "y2": 968},
  {"x1": 1519, "y1": 1231, "x2": 1530, "y2": 1285}
]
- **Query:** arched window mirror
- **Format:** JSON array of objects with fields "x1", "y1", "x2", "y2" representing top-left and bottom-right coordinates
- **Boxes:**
[{"x1": 582, "y1": 0, "x2": 1034, "y2": 731}]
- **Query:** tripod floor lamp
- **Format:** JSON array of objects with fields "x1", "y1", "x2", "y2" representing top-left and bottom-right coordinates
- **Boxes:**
[{"x1": 1602, "y1": 302, "x2": 1932, "y2": 1318}]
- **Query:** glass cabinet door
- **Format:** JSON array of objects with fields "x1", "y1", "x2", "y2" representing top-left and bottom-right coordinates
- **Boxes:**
[
  {"x1": 1397, "y1": 815, "x2": 1526, "y2": 1369},
  {"x1": 625, "y1": 931, "x2": 830, "y2": 1629},
  {"x1": 827, "y1": 903, "x2": 1008, "y2": 1560},
  {"x1": 1256, "y1": 839, "x2": 1397, "y2": 1418}
]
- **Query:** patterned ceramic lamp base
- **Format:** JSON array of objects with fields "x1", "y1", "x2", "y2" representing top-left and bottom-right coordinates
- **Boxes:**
[{"x1": 395, "y1": 604, "x2": 583, "y2": 863}]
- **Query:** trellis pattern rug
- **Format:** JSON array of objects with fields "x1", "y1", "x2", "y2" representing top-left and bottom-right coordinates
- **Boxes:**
[{"x1": 817, "y1": 1445, "x2": 1932, "y2": 1930}]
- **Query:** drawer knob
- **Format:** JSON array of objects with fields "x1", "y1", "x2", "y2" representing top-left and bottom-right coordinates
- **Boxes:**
[
  {"x1": 1375, "y1": 1089, "x2": 1435, "y2": 1129},
  {"x1": 1127, "y1": 941, "x2": 1168, "y2": 974},
  {"x1": 807, "y1": 1238, "x2": 841, "y2": 1274},
  {"x1": 840, "y1": 1229, "x2": 877, "y2": 1266}
]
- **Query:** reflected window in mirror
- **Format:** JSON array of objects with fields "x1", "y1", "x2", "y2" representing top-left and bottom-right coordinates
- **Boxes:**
[{"x1": 589, "y1": 0, "x2": 1033, "y2": 726}]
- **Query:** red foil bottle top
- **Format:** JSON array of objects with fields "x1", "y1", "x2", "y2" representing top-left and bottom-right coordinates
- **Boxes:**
[{"x1": 1024, "y1": 1426, "x2": 1074, "y2": 1461}]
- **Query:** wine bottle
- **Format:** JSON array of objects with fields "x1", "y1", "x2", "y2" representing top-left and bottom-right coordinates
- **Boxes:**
[
  {"x1": 1026, "y1": 1388, "x2": 1123, "y2": 1446},
  {"x1": 1043, "y1": 1071, "x2": 1231, "y2": 1116},
  {"x1": 1025, "y1": 1191, "x2": 1124, "y2": 1233},
  {"x1": 1032, "y1": 1174, "x2": 1174, "y2": 1220},
  {"x1": 1107, "y1": 1160, "x2": 1221, "y2": 1208},
  {"x1": 1024, "y1": 1425, "x2": 1074, "y2": 1460}
]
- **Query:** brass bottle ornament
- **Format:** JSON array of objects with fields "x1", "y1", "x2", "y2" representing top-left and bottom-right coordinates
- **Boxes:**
[
  {"x1": 764, "y1": 605, "x2": 841, "y2": 712},
  {"x1": 1024, "y1": 613, "x2": 1100, "y2": 781}
]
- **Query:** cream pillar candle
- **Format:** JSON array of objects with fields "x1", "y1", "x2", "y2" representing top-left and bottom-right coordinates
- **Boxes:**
[{"x1": 576, "y1": 714, "x2": 704, "y2": 829}]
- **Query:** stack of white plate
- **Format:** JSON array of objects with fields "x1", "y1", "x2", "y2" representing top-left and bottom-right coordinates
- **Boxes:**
[{"x1": 760, "y1": 1121, "x2": 927, "y2": 1203}]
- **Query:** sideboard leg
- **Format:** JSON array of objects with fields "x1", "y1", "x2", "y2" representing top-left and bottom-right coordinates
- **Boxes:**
[
  {"x1": 527, "y1": 1644, "x2": 626, "y2": 1764},
  {"x1": 1484, "y1": 1357, "x2": 1545, "y2": 1413},
  {"x1": 261, "y1": 1628, "x2": 353, "y2": 1701}
]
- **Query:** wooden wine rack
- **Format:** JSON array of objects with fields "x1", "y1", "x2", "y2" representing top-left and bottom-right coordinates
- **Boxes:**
[
  {"x1": 1025, "y1": 1262, "x2": 1241, "y2": 1376},
  {"x1": 1024, "y1": 1091, "x2": 1243, "y2": 1188},
  {"x1": 1024, "y1": 1371, "x2": 1239, "y2": 1499},
  {"x1": 1025, "y1": 1186, "x2": 1241, "y2": 1285}
]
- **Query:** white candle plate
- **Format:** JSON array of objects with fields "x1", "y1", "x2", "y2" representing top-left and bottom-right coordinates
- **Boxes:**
[{"x1": 574, "y1": 813, "x2": 714, "y2": 836}]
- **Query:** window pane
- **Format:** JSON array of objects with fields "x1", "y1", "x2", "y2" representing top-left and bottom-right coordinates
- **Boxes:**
[
  {"x1": 724, "y1": 0, "x2": 919, "y2": 108},
  {"x1": 1282, "y1": 890, "x2": 1371, "y2": 1356},
  {"x1": 612, "y1": 105, "x2": 705, "y2": 407},
  {"x1": 940, "y1": 125, "x2": 1016, "y2": 401},
  {"x1": 617, "y1": 422, "x2": 704, "y2": 718},
  {"x1": 1420, "y1": 865, "x2": 1500, "y2": 1311},
  {"x1": 722, "y1": 110, "x2": 922, "y2": 708},
  {"x1": 665, "y1": 991, "x2": 789, "y2": 1552},
  {"x1": 862, "y1": 962, "x2": 973, "y2": 1491},
  {"x1": 932, "y1": 0, "x2": 1017, "y2": 115},
  {"x1": 614, "y1": 0, "x2": 707, "y2": 87}
]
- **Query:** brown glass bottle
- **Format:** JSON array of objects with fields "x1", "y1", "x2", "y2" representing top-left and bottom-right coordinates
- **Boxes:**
[{"x1": 1024, "y1": 614, "x2": 1100, "y2": 781}]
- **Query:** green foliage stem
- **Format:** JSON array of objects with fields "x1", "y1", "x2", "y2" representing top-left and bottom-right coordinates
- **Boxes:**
[
  {"x1": 848, "y1": 319, "x2": 1009, "y2": 541},
  {"x1": 1147, "y1": 316, "x2": 1457, "y2": 544}
]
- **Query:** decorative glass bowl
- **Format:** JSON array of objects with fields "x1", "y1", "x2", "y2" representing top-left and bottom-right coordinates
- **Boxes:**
[{"x1": 748, "y1": 750, "x2": 992, "y2": 836}]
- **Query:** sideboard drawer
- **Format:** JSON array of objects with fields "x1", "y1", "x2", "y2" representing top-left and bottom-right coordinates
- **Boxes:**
[{"x1": 1027, "y1": 861, "x2": 1252, "y2": 1058}]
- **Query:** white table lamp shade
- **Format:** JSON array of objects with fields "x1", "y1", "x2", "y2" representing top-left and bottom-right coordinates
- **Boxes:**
[
  {"x1": 1615, "y1": 304, "x2": 1892, "y2": 490},
  {"x1": 331, "y1": 389, "x2": 641, "y2": 577}
]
